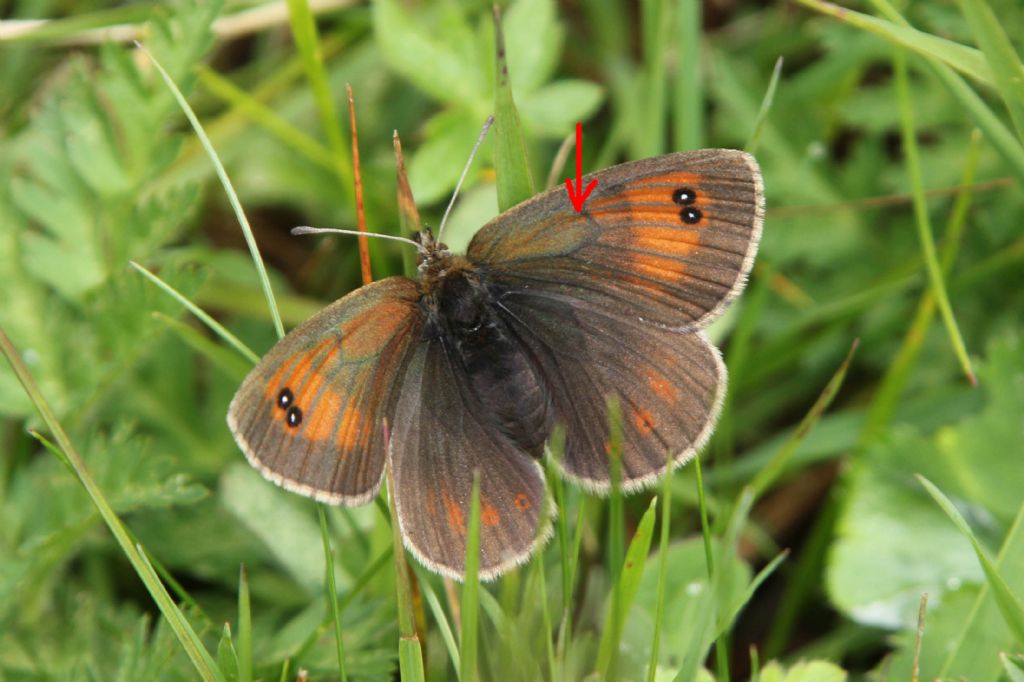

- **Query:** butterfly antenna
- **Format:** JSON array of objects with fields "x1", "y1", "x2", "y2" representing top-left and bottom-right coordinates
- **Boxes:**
[
  {"x1": 437, "y1": 115, "x2": 495, "y2": 244},
  {"x1": 291, "y1": 226, "x2": 425, "y2": 254}
]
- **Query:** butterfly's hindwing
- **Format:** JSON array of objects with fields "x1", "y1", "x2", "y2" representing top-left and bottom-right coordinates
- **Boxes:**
[
  {"x1": 494, "y1": 287, "x2": 725, "y2": 491},
  {"x1": 389, "y1": 334, "x2": 552, "y2": 580}
]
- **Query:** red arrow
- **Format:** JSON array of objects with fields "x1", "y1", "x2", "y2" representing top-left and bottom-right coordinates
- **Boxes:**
[{"x1": 565, "y1": 122, "x2": 597, "y2": 212}]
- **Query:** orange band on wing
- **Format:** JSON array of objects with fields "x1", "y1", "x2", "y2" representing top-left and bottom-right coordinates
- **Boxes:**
[
  {"x1": 335, "y1": 404, "x2": 364, "y2": 451},
  {"x1": 342, "y1": 298, "x2": 420, "y2": 357}
]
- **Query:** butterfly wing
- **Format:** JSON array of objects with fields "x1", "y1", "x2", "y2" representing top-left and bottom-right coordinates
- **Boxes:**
[
  {"x1": 468, "y1": 149, "x2": 763, "y2": 330},
  {"x1": 467, "y1": 149, "x2": 762, "y2": 490},
  {"x1": 495, "y1": 289, "x2": 724, "y2": 491},
  {"x1": 389, "y1": 338, "x2": 551, "y2": 581},
  {"x1": 228, "y1": 276, "x2": 423, "y2": 504}
]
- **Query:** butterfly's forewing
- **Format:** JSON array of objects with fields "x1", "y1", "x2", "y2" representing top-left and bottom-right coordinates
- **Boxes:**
[
  {"x1": 390, "y1": 340, "x2": 551, "y2": 580},
  {"x1": 228, "y1": 277, "x2": 423, "y2": 504},
  {"x1": 469, "y1": 149, "x2": 763, "y2": 330},
  {"x1": 467, "y1": 149, "x2": 762, "y2": 490}
]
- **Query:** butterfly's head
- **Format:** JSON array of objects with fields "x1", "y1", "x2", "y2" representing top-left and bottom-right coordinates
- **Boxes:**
[{"x1": 414, "y1": 227, "x2": 452, "y2": 270}]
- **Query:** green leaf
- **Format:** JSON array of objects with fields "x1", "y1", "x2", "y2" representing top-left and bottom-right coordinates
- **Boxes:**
[
  {"x1": 829, "y1": 341, "x2": 1024, "y2": 629},
  {"x1": 1003, "y1": 653, "x2": 1024, "y2": 682},
  {"x1": 217, "y1": 623, "x2": 240, "y2": 682},
  {"x1": 519, "y1": 80, "x2": 604, "y2": 137},
  {"x1": 220, "y1": 464, "x2": 342, "y2": 595},
  {"x1": 409, "y1": 109, "x2": 483, "y2": 205},
  {"x1": 492, "y1": 6, "x2": 535, "y2": 211},
  {"x1": 887, "y1": 496, "x2": 1024, "y2": 680},
  {"x1": 504, "y1": 0, "x2": 564, "y2": 92},
  {"x1": 757, "y1": 660, "x2": 848, "y2": 682},
  {"x1": 622, "y1": 537, "x2": 749, "y2": 677},
  {"x1": 918, "y1": 476, "x2": 1024, "y2": 644},
  {"x1": 373, "y1": 0, "x2": 484, "y2": 107},
  {"x1": 956, "y1": 0, "x2": 1024, "y2": 140}
]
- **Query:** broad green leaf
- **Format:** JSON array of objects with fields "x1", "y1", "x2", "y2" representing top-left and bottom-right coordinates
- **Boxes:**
[
  {"x1": 887, "y1": 498, "x2": 1024, "y2": 680},
  {"x1": 758, "y1": 660, "x2": 848, "y2": 682},
  {"x1": 519, "y1": 81, "x2": 604, "y2": 137},
  {"x1": 373, "y1": 0, "x2": 484, "y2": 107},
  {"x1": 220, "y1": 464, "x2": 343, "y2": 595},
  {"x1": 829, "y1": 335, "x2": 1024, "y2": 629},
  {"x1": 504, "y1": 0, "x2": 564, "y2": 92}
]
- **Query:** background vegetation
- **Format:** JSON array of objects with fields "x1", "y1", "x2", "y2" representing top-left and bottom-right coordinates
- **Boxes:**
[{"x1": 2, "y1": 0, "x2": 1023, "y2": 680}]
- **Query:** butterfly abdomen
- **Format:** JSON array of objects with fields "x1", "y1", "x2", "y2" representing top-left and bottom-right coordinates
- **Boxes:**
[{"x1": 433, "y1": 272, "x2": 553, "y2": 457}]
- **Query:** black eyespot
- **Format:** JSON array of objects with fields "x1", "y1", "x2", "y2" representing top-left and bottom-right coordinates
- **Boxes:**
[
  {"x1": 672, "y1": 188, "x2": 697, "y2": 205},
  {"x1": 277, "y1": 388, "x2": 294, "y2": 409},
  {"x1": 286, "y1": 406, "x2": 303, "y2": 428},
  {"x1": 680, "y1": 207, "x2": 703, "y2": 225}
]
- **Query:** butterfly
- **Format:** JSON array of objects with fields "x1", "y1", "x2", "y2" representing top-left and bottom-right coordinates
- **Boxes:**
[{"x1": 228, "y1": 148, "x2": 764, "y2": 581}]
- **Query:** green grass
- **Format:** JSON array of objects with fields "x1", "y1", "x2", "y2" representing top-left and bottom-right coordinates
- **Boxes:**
[{"x1": 3, "y1": 0, "x2": 1024, "y2": 680}]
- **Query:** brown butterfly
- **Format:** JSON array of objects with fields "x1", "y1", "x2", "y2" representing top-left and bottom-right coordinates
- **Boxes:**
[{"x1": 228, "y1": 149, "x2": 764, "y2": 580}]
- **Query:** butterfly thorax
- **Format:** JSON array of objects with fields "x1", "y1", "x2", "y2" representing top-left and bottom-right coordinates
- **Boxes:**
[{"x1": 422, "y1": 266, "x2": 553, "y2": 457}]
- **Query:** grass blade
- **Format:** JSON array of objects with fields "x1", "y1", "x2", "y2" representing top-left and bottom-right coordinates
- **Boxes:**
[
  {"x1": 237, "y1": 566, "x2": 253, "y2": 682},
  {"x1": 217, "y1": 623, "x2": 240, "y2": 682},
  {"x1": 794, "y1": 0, "x2": 993, "y2": 85},
  {"x1": 603, "y1": 397, "x2": 626, "y2": 680},
  {"x1": 598, "y1": 496, "x2": 658, "y2": 676},
  {"x1": 151, "y1": 312, "x2": 252, "y2": 382},
  {"x1": 894, "y1": 48, "x2": 976, "y2": 385},
  {"x1": 136, "y1": 44, "x2": 284, "y2": 340},
  {"x1": 917, "y1": 476, "x2": 1024, "y2": 646},
  {"x1": 693, "y1": 454, "x2": 729, "y2": 682},
  {"x1": 638, "y1": 0, "x2": 670, "y2": 156},
  {"x1": 725, "y1": 548, "x2": 788, "y2": 633},
  {"x1": 318, "y1": 505, "x2": 348, "y2": 682},
  {"x1": 385, "y1": 456, "x2": 426, "y2": 682},
  {"x1": 749, "y1": 338, "x2": 859, "y2": 500},
  {"x1": 196, "y1": 65, "x2": 337, "y2": 173},
  {"x1": 460, "y1": 473, "x2": 483, "y2": 682},
  {"x1": 861, "y1": 131, "x2": 980, "y2": 443},
  {"x1": 285, "y1": 0, "x2": 353, "y2": 190},
  {"x1": 746, "y1": 57, "x2": 784, "y2": 155},
  {"x1": 130, "y1": 261, "x2": 260, "y2": 366},
  {"x1": 673, "y1": 0, "x2": 703, "y2": 150},
  {"x1": 646, "y1": 454, "x2": 674, "y2": 682},
  {"x1": 866, "y1": 0, "x2": 1024, "y2": 185},
  {"x1": 0, "y1": 326, "x2": 224, "y2": 682},
  {"x1": 410, "y1": 564, "x2": 461, "y2": 672},
  {"x1": 957, "y1": 0, "x2": 1024, "y2": 140}
]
